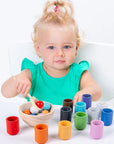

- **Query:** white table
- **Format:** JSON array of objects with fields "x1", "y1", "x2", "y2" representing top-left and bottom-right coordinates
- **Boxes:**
[{"x1": 0, "y1": 95, "x2": 114, "y2": 144}]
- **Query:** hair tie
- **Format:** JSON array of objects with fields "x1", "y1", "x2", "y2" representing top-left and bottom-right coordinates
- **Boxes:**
[{"x1": 54, "y1": 6, "x2": 58, "y2": 12}]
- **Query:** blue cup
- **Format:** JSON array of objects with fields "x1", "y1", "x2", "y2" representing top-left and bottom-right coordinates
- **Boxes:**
[
  {"x1": 82, "y1": 94, "x2": 92, "y2": 109},
  {"x1": 101, "y1": 108, "x2": 113, "y2": 126},
  {"x1": 75, "y1": 102, "x2": 86, "y2": 113}
]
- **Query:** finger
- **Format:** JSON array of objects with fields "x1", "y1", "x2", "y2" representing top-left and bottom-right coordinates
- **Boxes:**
[
  {"x1": 20, "y1": 84, "x2": 28, "y2": 94},
  {"x1": 16, "y1": 82, "x2": 20, "y2": 93},
  {"x1": 73, "y1": 95, "x2": 78, "y2": 106},
  {"x1": 23, "y1": 86, "x2": 30, "y2": 98},
  {"x1": 17, "y1": 83, "x2": 24, "y2": 93},
  {"x1": 78, "y1": 96, "x2": 82, "y2": 102},
  {"x1": 16, "y1": 80, "x2": 20, "y2": 90}
]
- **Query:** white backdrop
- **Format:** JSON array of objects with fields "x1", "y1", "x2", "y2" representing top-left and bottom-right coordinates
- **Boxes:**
[{"x1": 0, "y1": 0, "x2": 114, "y2": 44}]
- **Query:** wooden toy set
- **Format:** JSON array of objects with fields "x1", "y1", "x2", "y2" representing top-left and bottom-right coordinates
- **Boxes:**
[{"x1": 5, "y1": 94, "x2": 113, "y2": 144}]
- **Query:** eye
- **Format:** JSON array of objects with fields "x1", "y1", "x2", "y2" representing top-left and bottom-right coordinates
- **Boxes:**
[
  {"x1": 48, "y1": 46, "x2": 55, "y2": 49},
  {"x1": 64, "y1": 45, "x2": 71, "y2": 49}
]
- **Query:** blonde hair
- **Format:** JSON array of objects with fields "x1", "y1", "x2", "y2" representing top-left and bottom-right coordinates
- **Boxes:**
[{"x1": 32, "y1": 0, "x2": 80, "y2": 45}]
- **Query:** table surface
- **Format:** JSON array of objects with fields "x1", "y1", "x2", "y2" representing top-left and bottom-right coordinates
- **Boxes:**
[{"x1": 0, "y1": 95, "x2": 114, "y2": 144}]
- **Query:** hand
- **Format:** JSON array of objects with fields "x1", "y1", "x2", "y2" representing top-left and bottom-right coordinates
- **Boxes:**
[
  {"x1": 15, "y1": 73, "x2": 31, "y2": 98},
  {"x1": 73, "y1": 92, "x2": 82, "y2": 106}
]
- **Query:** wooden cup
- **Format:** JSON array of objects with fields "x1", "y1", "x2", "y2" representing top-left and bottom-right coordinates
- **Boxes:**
[
  {"x1": 63, "y1": 99, "x2": 73, "y2": 112},
  {"x1": 6, "y1": 116, "x2": 19, "y2": 135},
  {"x1": 58, "y1": 120, "x2": 72, "y2": 140},
  {"x1": 34, "y1": 124, "x2": 48, "y2": 144}
]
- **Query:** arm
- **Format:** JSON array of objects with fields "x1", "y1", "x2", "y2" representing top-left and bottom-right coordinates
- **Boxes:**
[
  {"x1": 1, "y1": 69, "x2": 31, "y2": 98},
  {"x1": 73, "y1": 70, "x2": 102, "y2": 105}
]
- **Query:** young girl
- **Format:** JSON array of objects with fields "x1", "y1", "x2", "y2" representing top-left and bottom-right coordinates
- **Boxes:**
[{"x1": 1, "y1": 0, "x2": 102, "y2": 105}]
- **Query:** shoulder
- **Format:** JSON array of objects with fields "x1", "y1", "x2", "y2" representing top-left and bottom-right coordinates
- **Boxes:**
[
  {"x1": 79, "y1": 60, "x2": 89, "y2": 70},
  {"x1": 21, "y1": 58, "x2": 42, "y2": 70},
  {"x1": 71, "y1": 60, "x2": 89, "y2": 72}
]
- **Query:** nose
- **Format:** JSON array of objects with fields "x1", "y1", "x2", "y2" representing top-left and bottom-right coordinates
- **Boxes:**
[{"x1": 56, "y1": 48, "x2": 65, "y2": 57}]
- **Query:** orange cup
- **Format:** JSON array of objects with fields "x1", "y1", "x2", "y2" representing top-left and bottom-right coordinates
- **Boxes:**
[
  {"x1": 58, "y1": 120, "x2": 71, "y2": 140},
  {"x1": 34, "y1": 124, "x2": 48, "y2": 144}
]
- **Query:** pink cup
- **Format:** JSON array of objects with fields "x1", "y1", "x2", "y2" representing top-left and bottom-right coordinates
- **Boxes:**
[{"x1": 90, "y1": 120, "x2": 104, "y2": 139}]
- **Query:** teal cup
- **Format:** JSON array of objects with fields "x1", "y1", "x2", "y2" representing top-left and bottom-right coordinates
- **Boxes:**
[
  {"x1": 74, "y1": 112, "x2": 87, "y2": 130},
  {"x1": 75, "y1": 102, "x2": 86, "y2": 113}
]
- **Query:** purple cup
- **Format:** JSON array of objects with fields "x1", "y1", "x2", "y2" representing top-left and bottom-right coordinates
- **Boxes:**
[{"x1": 82, "y1": 94, "x2": 92, "y2": 109}]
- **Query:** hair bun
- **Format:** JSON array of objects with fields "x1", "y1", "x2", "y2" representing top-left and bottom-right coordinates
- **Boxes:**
[
  {"x1": 43, "y1": 0, "x2": 74, "y2": 17},
  {"x1": 54, "y1": 1, "x2": 65, "y2": 7}
]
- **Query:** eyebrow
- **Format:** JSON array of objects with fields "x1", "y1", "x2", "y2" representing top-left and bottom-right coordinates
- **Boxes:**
[
  {"x1": 45, "y1": 43, "x2": 55, "y2": 45},
  {"x1": 45, "y1": 42, "x2": 74, "y2": 45}
]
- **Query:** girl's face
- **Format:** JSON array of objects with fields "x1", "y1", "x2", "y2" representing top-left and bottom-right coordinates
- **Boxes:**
[{"x1": 36, "y1": 24, "x2": 78, "y2": 72}]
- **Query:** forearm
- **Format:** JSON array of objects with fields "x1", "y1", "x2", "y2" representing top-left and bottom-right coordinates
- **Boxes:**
[
  {"x1": 1, "y1": 76, "x2": 18, "y2": 98},
  {"x1": 78, "y1": 83, "x2": 102, "y2": 101},
  {"x1": 1, "y1": 69, "x2": 31, "y2": 98},
  {"x1": 74, "y1": 82, "x2": 102, "y2": 104}
]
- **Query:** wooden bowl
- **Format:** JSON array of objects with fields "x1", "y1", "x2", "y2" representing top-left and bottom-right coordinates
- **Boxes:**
[{"x1": 19, "y1": 102, "x2": 55, "y2": 126}]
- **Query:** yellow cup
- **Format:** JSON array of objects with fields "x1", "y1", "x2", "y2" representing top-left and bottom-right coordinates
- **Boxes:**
[{"x1": 58, "y1": 120, "x2": 71, "y2": 140}]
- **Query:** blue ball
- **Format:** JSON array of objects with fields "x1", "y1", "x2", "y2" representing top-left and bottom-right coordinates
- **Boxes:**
[
  {"x1": 30, "y1": 113, "x2": 36, "y2": 116},
  {"x1": 43, "y1": 102, "x2": 51, "y2": 110}
]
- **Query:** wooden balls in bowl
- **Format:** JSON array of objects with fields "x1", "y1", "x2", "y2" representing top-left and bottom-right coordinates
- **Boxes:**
[{"x1": 19, "y1": 102, "x2": 55, "y2": 126}]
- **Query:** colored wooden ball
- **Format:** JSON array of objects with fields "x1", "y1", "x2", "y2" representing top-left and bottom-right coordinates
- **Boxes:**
[
  {"x1": 42, "y1": 110, "x2": 49, "y2": 114},
  {"x1": 43, "y1": 102, "x2": 51, "y2": 110},
  {"x1": 38, "y1": 113, "x2": 44, "y2": 116},
  {"x1": 30, "y1": 106, "x2": 39, "y2": 114},
  {"x1": 23, "y1": 109, "x2": 31, "y2": 115},
  {"x1": 30, "y1": 113, "x2": 36, "y2": 116},
  {"x1": 36, "y1": 101, "x2": 44, "y2": 109}
]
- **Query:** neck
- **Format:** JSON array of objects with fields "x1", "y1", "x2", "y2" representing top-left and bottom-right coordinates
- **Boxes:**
[{"x1": 43, "y1": 63, "x2": 70, "y2": 78}]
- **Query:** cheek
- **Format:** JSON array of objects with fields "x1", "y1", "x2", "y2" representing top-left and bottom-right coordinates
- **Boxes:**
[
  {"x1": 42, "y1": 52, "x2": 53, "y2": 62},
  {"x1": 66, "y1": 50, "x2": 76, "y2": 57},
  {"x1": 66, "y1": 51, "x2": 76, "y2": 61}
]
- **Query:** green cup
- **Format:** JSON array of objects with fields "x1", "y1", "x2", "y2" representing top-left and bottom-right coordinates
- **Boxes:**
[{"x1": 74, "y1": 112, "x2": 87, "y2": 130}]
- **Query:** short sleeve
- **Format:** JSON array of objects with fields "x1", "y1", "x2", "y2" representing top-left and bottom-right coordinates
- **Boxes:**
[
  {"x1": 21, "y1": 58, "x2": 37, "y2": 100},
  {"x1": 79, "y1": 60, "x2": 89, "y2": 72}
]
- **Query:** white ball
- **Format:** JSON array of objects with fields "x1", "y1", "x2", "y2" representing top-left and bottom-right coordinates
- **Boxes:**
[{"x1": 30, "y1": 106, "x2": 39, "y2": 114}]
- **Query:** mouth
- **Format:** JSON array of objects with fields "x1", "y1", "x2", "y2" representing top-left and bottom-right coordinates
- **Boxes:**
[{"x1": 55, "y1": 60, "x2": 65, "y2": 64}]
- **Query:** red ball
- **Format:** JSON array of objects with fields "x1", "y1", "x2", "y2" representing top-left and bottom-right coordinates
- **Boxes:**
[{"x1": 36, "y1": 101, "x2": 44, "y2": 109}]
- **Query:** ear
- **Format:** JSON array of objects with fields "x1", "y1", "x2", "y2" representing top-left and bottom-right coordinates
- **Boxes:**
[
  {"x1": 34, "y1": 43, "x2": 41, "y2": 56},
  {"x1": 75, "y1": 42, "x2": 79, "y2": 56}
]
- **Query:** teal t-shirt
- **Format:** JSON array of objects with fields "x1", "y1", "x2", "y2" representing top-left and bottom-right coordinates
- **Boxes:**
[{"x1": 21, "y1": 58, "x2": 89, "y2": 105}]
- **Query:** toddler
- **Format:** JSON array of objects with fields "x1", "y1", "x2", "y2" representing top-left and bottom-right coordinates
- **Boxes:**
[{"x1": 1, "y1": 0, "x2": 102, "y2": 105}]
